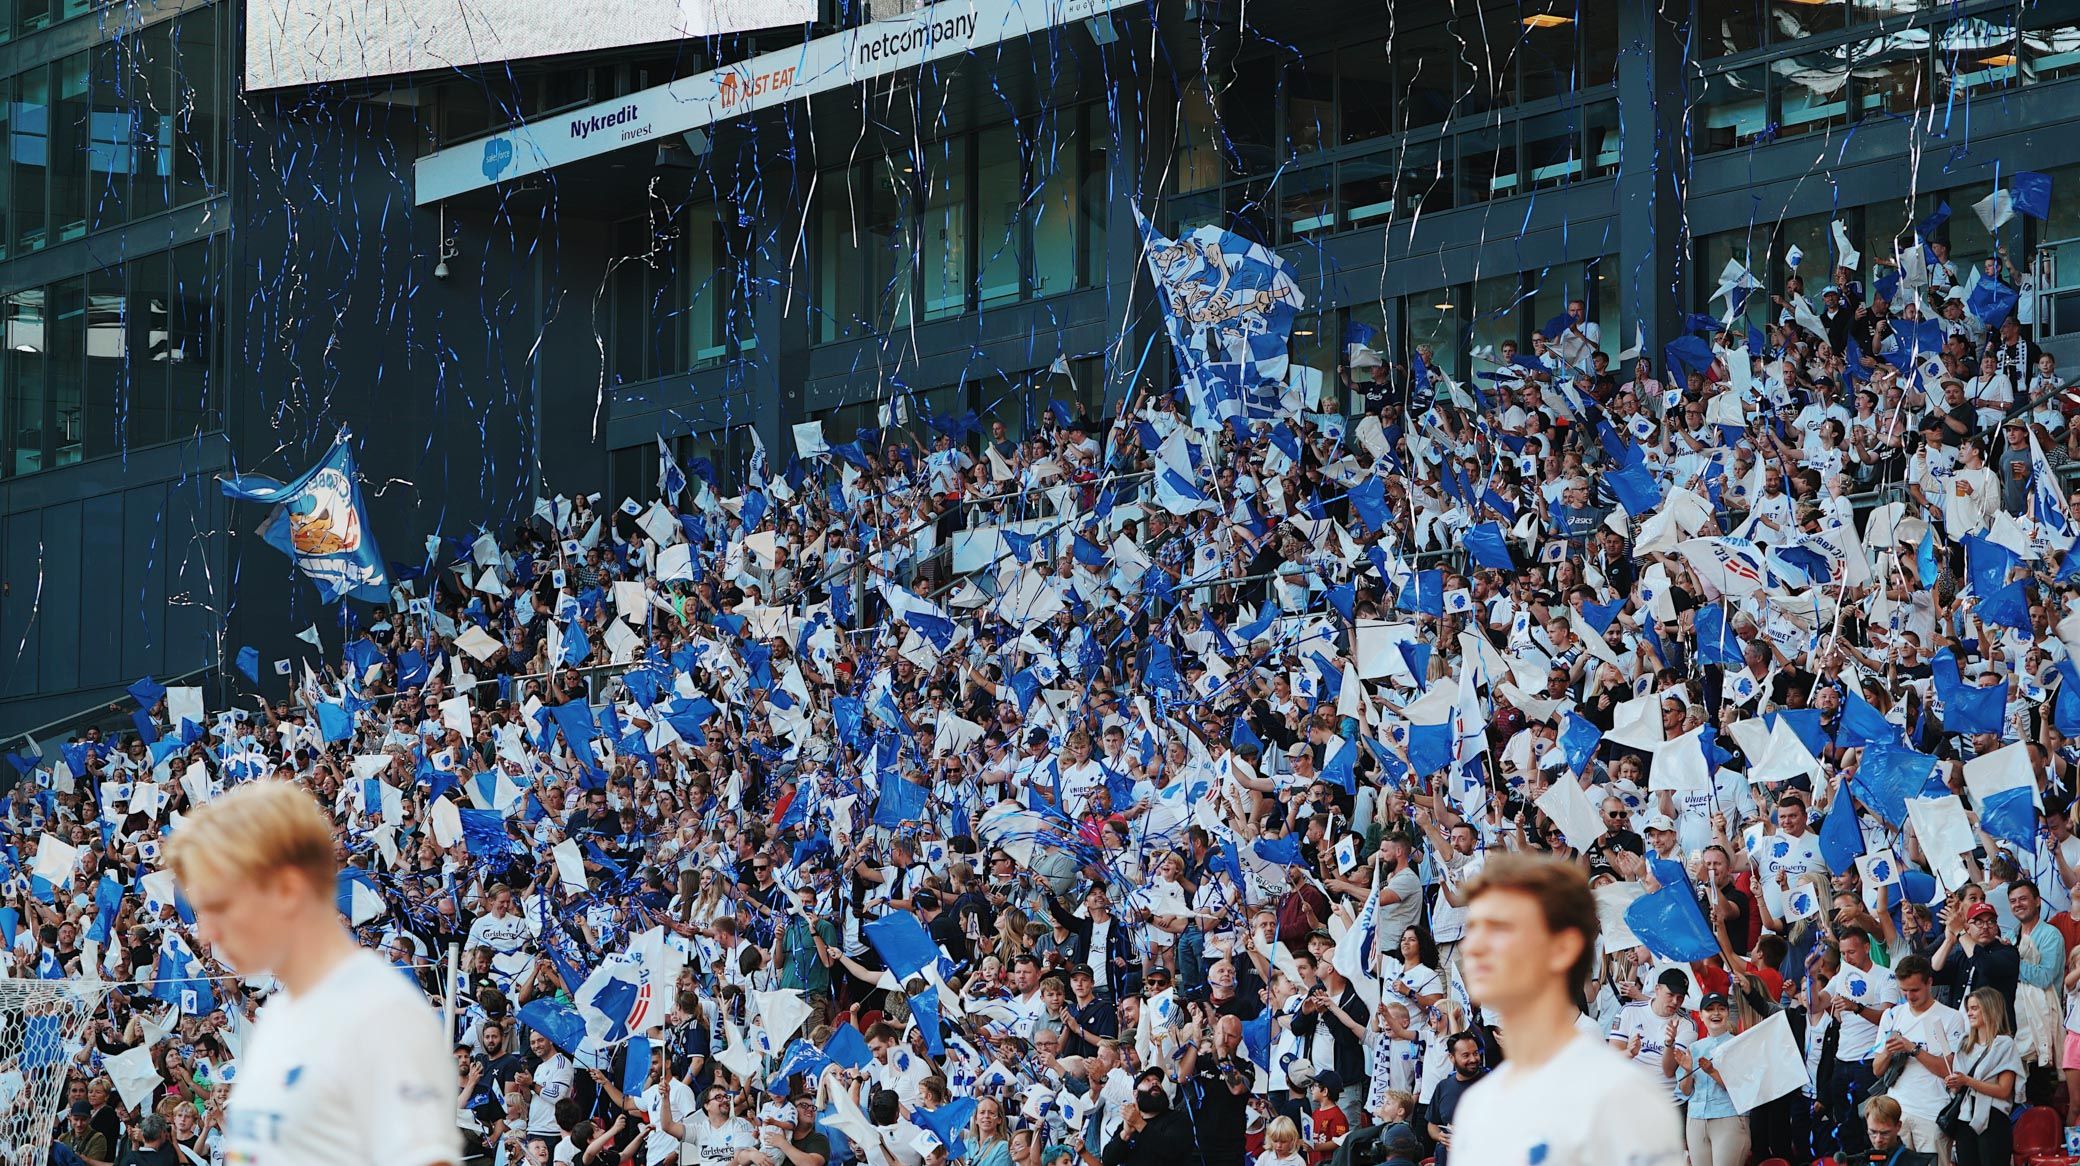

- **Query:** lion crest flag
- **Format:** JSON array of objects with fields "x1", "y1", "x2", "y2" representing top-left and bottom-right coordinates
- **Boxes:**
[
  {"x1": 1135, "y1": 209, "x2": 1306, "y2": 429},
  {"x1": 220, "y1": 428, "x2": 390, "y2": 603}
]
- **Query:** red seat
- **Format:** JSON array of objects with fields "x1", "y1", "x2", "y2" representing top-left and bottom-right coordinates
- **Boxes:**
[{"x1": 2013, "y1": 1105, "x2": 2063, "y2": 1161}]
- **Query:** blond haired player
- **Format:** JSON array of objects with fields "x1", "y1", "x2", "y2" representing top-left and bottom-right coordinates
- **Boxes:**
[
  {"x1": 1450, "y1": 852, "x2": 1683, "y2": 1165},
  {"x1": 166, "y1": 780, "x2": 460, "y2": 1166}
]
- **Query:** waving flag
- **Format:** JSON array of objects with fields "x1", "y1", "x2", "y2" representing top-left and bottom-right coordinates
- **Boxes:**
[
  {"x1": 1624, "y1": 874, "x2": 1719, "y2": 962},
  {"x1": 1818, "y1": 779, "x2": 1866, "y2": 874},
  {"x1": 1678, "y1": 536, "x2": 1770, "y2": 598},
  {"x1": 1136, "y1": 209, "x2": 1305, "y2": 431},
  {"x1": 2030, "y1": 429, "x2": 2073, "y2": 536},
  {"x1": 658, "y1": 436, "x2": 688, "y2": 499},
  {"x1": 1851, "y1": 745, "x2": 1939, "y2": 825},
  {"x1": 1348, "y1": 477, "x2": 1389, "y2": 533},
  {"x1": 1154, "y1": 467, "x2": 1219, "y2": 515},
  {"x1": 519, "y1": 998, "x2": 603, "y2": 1067},
  {"x1": 219, "y1": 428, "x2": 389, "y2": 603},
  {"x1": 2057, "y1": 660, "x2": 2080, "y2": 737},
  {"x1": 1837, "y1": 689, "x2": 1901, "y2": 748},
  {"x1": 863, "y1": 911, "x2": 943, "y2": 984},
  {"x1": 1964, "y1": 742, "x2": 2038, "y2": 849},
  {"x1": 1333, "y1": 883, "x2": 1385, "y2": 1009},
  {"x1": 575, "y1": 953, "x2": 659, "y2": 1046}
]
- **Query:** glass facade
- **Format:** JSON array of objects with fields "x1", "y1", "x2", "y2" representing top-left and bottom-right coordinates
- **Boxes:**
[
  {"x1": 810, "y1": 104, "x2": 1106, "y2": 344},
  {"x1": 0, "y1": 4, "x2": 225, "y2": 479},
  {"x1": 1173, "y1": 4, "x2": 1621, "y2": 242},
  {"x1": 1, "y1": 237, "x2": 220, "y2": 475},
  {"x1": 1692, "y1": 2, "x2": 2080, "y2": 153}
]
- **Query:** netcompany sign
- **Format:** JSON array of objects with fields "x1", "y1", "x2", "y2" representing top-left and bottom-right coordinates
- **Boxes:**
[{"x1": 414, "y1": 0, "x2": 1136, "y2": 205}]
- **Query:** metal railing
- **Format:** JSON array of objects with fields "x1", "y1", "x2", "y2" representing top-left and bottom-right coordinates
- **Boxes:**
[{"x1": 9, "y1": 666, "x2": 211, "y2": 756}]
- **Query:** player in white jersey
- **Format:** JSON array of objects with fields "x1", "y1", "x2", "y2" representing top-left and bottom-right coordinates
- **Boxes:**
[
  {"x1": 1451, "y1": 852, "x2": 1685, "y2": 1166},
  {"x1": 167, "y1": 780, "x2": 461, "y2": 1166}
]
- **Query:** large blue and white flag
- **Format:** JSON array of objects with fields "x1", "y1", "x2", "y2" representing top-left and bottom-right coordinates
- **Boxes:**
[
  {"x1": 574, "y1": 952, "x2": 660, "y2": 1046},
  {"x1": 1136, "y1": 210, "x2": 1305, "y2": 416},
  {"x1": 658, "y1": 435, "x2": 688, "y2": 500},
  {"x1": 220, "y1": 429, "x2": 389, "y2": 603},
  {"x1": 2030, "y1": 429, "x2": 2073, "y2": 538}
]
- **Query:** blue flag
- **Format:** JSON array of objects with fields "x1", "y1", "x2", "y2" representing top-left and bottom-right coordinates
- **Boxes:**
[
  {"x1": 1325, "y1": 581, "x2": 1355, "y2": 623},
  {"x1": 316, "y1": 702, "x2": 354, "y2": 743},
  {"x1": 1691, "y1": 604, "x2": 1744, "y2": 667},
  {"x1": 863, "y1": 911, "x2": 943, "y2": 983},
  {"x1": 823, "y1": 1023, "x2": 872, "y2": 1069},
  {"x1": 1819, "y1": 776, "x2": 1866, "y2": 874},
  {"x1": 1348, "y1": 477, "x2": 1389, "y2": 533},
  {"x1": 220, "y1": 429, "x2": 390, "y2": 602},
  {"x1": 2056, "y1": 661, "x2": 2080, "y2": 738},
  {"x1": 874, "y1": 772, "x2": 928, "y2": 830},
  {"x1": 1579, "y1": 598, "x2": 1625, "y2": 636},
  {"x1": 1624, "y1": 875, "x2": 1719, "y2": 962},
  {"x1": 518, "y1": 998, "x2": 592, "y2": 1060},
  {"x1": 127, "y1": 675, "x2": 167, "y2": 710},
  {"x1": 2014, "y1": 172, "x2": 2052, "y2": 220},
  {"x1": 1253, "y1": 835, "x2": 1305, "y2": 867},
  {"x1": 1396, "y1": 569, "x2": 1443, "y2": 618},
  {"x1": 1837, "y1": 689, "x2": 1901, "y2": 748},
  {"x1": 907, "y1": 987, "x2": 947, "y2": 1058},
  {"x1": 1464, "y1": 522, "x2": 1514, "y2": 571},
  {"x1": 1851, "y1": 745, "x2": 1939, "y2": 826},
  {"x1": 1323, "y1": 741, "x2": 1356, "y2": 795},
  {"x1": 1606, "y1": 463, "x2": 1664, "y2": 516},
  {"x1": 1980, "y1": 581, "x2": 2032, "y2": 633},
  {"x1": 1968, "y1": 279, "x2": 2020, "y2": 330},
  {"x1": 1559, "y1": 712, "x2": 1602, "y2": 774},
  {"x1": 1917, "y1": 526, "x2": 1938, "y2": 588},
  {"x1": 1937, "y1": 678, "x2": 2008, "y2": 737}
]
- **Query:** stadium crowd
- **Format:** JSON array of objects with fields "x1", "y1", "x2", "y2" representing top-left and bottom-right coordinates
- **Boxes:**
[{"x1": 3, "y1": 227, "x2": 2078, "y2": 1166}]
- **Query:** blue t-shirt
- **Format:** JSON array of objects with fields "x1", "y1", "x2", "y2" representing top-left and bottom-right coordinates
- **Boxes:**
[{"x1": 1679, "y1": 1031, "x2": 1740, "y2": 1119}]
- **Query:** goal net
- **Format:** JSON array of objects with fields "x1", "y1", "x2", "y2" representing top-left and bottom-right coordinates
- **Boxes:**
[{"x1": 0, "y1": 979, "x2": 112, "y2": 1166}]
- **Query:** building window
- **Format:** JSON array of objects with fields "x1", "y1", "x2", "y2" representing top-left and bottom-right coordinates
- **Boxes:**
[
  {"x1": 817, "y1": 166, "x2": 867, "y2": 343},
  {"x1": 1469, "y1": 272, "x2": 1527, "y2": 363},
  {"x1": 51, "y1": 52, "x2": 90, "y2": 244},
  {"x1": 809, "y1": 110, "x2": 1101, "y2": 345},
  {"x1": 4, "y1": 288, "x2": 46, "y2": 474},
  {"x1": 14, "y1": 66, "x2": 46, "y2": 254},
  {"x1": 921, "y1": 137, "x2": 969, "y2": 320},
  {"x1": 976, "y1": 125, "x2": 1023, "y2": 309},
  {"x1": 1406, "y1": 288, "x2": 1463, "y2": 380}
]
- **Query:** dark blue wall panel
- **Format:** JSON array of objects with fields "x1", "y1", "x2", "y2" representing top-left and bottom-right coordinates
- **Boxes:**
[
  {"x1": 77, "y1": 492, "x2": 123, "y2": 689},
  {"x1": 0, "y1": 512, "x2": 43, "y2": 700},
  {"x1": 36, "y1": 500, "x2": 82, "y2": 695}
]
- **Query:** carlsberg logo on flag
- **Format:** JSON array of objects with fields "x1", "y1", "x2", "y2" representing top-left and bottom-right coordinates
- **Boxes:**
[{"x1": 219, "y1": 429, "x2": 390, "y2": 603}]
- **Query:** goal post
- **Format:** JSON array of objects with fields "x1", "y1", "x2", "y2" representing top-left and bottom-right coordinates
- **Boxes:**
[{"x1": 0, "y1": 978, "x2": 113, "y2": 1166}]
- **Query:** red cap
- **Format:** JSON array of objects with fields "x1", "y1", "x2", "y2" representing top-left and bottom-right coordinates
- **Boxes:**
[{"x1": 1966, "y1": 902, "x2": 1999, "y2": 921}]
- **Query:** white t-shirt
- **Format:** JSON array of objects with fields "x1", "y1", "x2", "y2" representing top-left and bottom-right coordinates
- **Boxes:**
[
  {"x1": 683, "y1": 1113, "x2": 756, "y2": 1166},
  {"x1": 859, "y1": 1119, "x2": 927, "y2": 1166},
  {"x1": 1452, "y1": 1032, "x2": 1684, "y2": 1165},
  {"x1": 640, "y1": 1081, "x2": 699, "y2": 1166},
  {"x1": 222, "y1": 948, "x2": 460, "y2": 1166},
  {"x1": 528, "y1": 1053, "x2": 573, "y2": 1137},
  {"x1": 1825, "y1": 962, "x2": 1900, "y2": 1063},
  {"x1": 1872, "y1": 1001, "x2": 1967, "y2": 1120},
  {"x1": 1427, "y1": 850, "x2": 1483, "y2": 944},
  {"x1": 1607, "y1": 1003, "x2": 1694, "y2": 1099}
]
